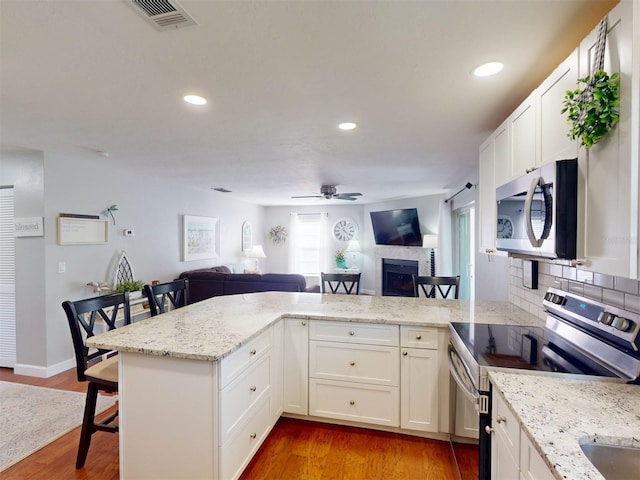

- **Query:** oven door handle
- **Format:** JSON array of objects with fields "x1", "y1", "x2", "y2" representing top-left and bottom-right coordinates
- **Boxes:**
[{"x1": 448, "y1": 344, "x2": 480, "y2": 402}]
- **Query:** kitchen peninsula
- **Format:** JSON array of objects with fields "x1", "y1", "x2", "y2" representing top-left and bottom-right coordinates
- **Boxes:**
[{"x1": 87, "y1": 292, "x2": 541, "y2": 480}]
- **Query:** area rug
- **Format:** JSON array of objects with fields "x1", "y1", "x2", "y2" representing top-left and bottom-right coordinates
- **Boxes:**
[{"x1": 0, "y1": 381, "x2": 118, "y2": 471}]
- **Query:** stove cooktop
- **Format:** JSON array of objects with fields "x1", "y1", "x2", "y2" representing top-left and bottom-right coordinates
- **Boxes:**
[{"x1": 450, "y1": 322, "x2": 553, "y2": 373}]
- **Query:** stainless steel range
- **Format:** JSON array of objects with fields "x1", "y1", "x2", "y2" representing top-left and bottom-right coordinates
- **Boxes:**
[{"x1": 448, "y1": 287, "x2": 640, "y2": 480}]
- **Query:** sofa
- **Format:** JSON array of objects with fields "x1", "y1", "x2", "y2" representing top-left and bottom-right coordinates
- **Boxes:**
[{"x1": 178, "y1": 266, "x2": 318, "y2": 303}]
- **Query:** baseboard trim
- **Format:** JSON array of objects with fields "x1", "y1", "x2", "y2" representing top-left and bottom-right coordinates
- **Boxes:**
[{"x1": 13, "y1": 357, "x2": 75, "y2": 378}]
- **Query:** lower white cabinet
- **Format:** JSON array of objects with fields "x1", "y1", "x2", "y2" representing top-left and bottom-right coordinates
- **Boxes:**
[
  {"x1": 283, "y1": 318, "x2": 308, "y2": 415},
  {"x1": 308, "y1": 320, "x2": 400, "y2": 427},
  {"x1": 400, "y1": 326, "x2": 440, "y2": 432},
  {"x1": 490, "y1": 386, "x2": 554, "y2": 480}
]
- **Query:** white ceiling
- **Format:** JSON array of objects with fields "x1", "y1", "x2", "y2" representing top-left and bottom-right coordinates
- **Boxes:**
[{"x1": 0, "y1": 0, "x2": 616, "y2": 206}]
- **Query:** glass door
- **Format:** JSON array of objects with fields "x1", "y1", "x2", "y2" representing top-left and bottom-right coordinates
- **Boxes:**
[{"x1": 455, "y1": 207, "x2": 474, "y2": 301}]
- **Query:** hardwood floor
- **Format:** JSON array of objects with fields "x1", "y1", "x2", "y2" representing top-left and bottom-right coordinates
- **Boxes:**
[{"x1": 1, "y1": 367, "x2": 478, "y2": 480}]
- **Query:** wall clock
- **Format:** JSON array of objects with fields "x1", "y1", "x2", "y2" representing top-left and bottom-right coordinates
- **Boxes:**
[
  {"x1": 333, "y1": 217, "x2": 358, "y2": 242},
  {"x1": 497, "y1": 215, "x2": 514, "y2": 239}
]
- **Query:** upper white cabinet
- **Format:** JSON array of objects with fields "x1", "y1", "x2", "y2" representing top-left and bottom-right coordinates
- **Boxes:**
[
  {"x1": 479, "y1": 121, "x2": 509, "y2": 256},
  {"x1": 536, "y1": 48, "x2": 579, "y2": 164},
  {"x1": 509, "y1": 91, "x2": 537, "y2": 179},
  {"x1": 578, "y1": 0, "x2": 635, "y2": 278}
]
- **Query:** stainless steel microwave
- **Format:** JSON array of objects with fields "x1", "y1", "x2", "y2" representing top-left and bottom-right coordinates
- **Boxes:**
[{"x1": 495, "y1": 159, "x2": 578, "y2": 259}]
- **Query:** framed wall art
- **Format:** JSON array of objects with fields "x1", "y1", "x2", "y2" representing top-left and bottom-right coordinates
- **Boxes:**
[
  {"x1": 183, "y1": 215, "x2": 219, "y2": 261},
  {"x1": 57, "y1": 216, "x2": 109, "y2": 245}
]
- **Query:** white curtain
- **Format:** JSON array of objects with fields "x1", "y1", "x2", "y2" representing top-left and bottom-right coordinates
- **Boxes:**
[
  {"x1": 437, "y1": 199, "x2": 453, "y2": 276},
  {"x1": 288, "y1": 213, "x2": 301, "y2": 273}
]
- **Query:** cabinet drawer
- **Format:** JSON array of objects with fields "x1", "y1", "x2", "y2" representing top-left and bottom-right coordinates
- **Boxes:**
[
  {"x1": 220, "y1": 327, "x2": 272, "y2": 389},
  {"x1": 400, "y1": 325, "x2": 439, "y2": 349},
  {"x1": 493, "y1": 390, "x2": 520, "y2": 460},
  {"x1": 309, "y1": 320, "x2": 398, "y2": 346},
  {"x1": 309, "y1": 341, "x2": 399, "y2": 386},
  {"x1": 220, "y1": 353, "x2": 271, "y2": 443},
  {"x1": 220, "y1": 395, "x2": 272, "y2": 480},
  {"x1": 309, "y1": 378, "x2": 399, "y2": 427}
]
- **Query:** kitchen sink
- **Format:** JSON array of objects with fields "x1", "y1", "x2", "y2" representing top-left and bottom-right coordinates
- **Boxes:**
[{"x1": 579, "y1": 436, "x2": 640, "y2": 480}]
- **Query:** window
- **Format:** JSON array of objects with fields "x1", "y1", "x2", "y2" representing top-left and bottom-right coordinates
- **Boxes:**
[{"x1": 289, "y1": 213, "x2": 326, "y2": 275}]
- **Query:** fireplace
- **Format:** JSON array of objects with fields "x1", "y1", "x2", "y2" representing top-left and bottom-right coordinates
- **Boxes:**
[{"x1": 382, "y1": 258, "x2": 418, "y2": 297}]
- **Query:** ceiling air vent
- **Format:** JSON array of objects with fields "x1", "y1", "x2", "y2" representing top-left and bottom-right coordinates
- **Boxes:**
[{"x1": 126, "y1": 0, "x2": 197, "y2": 31}]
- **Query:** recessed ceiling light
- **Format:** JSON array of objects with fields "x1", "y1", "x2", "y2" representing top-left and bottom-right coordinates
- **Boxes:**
[
  {"x1": 184, "y1": 94, "x2": 207, "y2": 105},
  {"x1": 473, "y1": 62, "x2": 504, "y2": 77},
  {"x1": 338, "y1": 122, "x2": 357, "y2": 130}
]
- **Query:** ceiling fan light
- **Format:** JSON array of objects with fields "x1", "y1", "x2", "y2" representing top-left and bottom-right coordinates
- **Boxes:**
[
  {"x1": 338, "y1": 122, "x2": 357, "y2": 130},
  {"x1": 473, "y1": 62, "x2": 504, "y2": 77}
]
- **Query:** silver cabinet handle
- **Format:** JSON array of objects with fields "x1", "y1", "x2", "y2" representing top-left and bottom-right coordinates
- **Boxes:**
[
  {"x1": 249, "y1": 385, "x2": 256, "y2": 392},
  {"x1": 250, "y1": 349, "x2": 256, "y2": 355},
  {"x1": 349, "y1": 400, "x2": 355, "y2": 406},
  {"x1": 349, "y1": 361, "x2": 355, "y2": 366},
  {"x1": 416, "y1": 335, "x2": 422, "y2": 340},
  {"x1": 496, "y1": 415, "x2": 506, "y2": 424},
  {"x1": 402, "y1": 351, "x2": 408, "y2": 356},
  {"x1": 301, "y1": 321, "x2": 307, "y2": 326},
  {"x1": 485, "y1": 426, "x2": 494, "y2": 434},
  {"x1": 349, "y1": 331, "x2": 355, "y2": 336},
  {"x1": 250, "y1": 433, "x2": 257, "y2": 439}
]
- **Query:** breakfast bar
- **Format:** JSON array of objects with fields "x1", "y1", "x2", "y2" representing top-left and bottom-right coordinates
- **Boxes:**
[{"x1": 87, "y1": 291, "x2": 540, "y2": 479}]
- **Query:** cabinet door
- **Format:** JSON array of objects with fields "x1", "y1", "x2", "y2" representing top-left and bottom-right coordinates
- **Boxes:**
[
  {"x1": 491, "y1": 427, "x2": 520, "y2": 480},
  {"x1": 271, "y1": 319, "x2": 283, "y2": 420},
  {"x1": 510, "y1": 92, "x2": 537, "y2": 178},
  {"x1": 283, "y1": 318, "x2": 308, "y2": 415},
  {"x1": 400, "y1": 347, "x2": 439, "y2": 432},
  {"x1": 520, "y1": 431, "x2": 555, "y2": 480},
  {"x1": 578, "y1": 1, "x2": 634, "y2": 277},
  {"x1": 536, "y1": 48, "x2": 578, "y2": 165},
  {"x1": 491, "y1": 390, "x2": 520, "y2": 480},
  {"x1": 479, "y1": 137, "x2": 496, "y2": 255},
  {"x1": 493, "y1": 119, "x2": 511, "y2": 189}
]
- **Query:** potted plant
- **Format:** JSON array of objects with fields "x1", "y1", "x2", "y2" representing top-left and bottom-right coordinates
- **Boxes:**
[
  {"x1": 562, "y1": 69, "x2": 620, "y2": 148},
  {"x1": 335, "y1": 249, "x2": 346, "y2": 269},
  {"x1": 114, "y1": 280, "x2": 145, "y2": 299}
]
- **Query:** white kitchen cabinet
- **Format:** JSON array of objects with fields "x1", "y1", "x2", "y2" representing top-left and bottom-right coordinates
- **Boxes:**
[
  {"x1": 271, "y1": 318, "x2": 283, "y2": 420},
  {"x1": 520, "y1": 431, "x2": 555, "y2": 480},
  {"x1": 490, "y1": 386, "x2": 555, "y2": 480},
  {"x1": 536, "y1": 48, "x2": 579, "y2": 165},
  {"x1": 399, "y1": 326, "x2": 440, "y2": 433},
  {"x1": 509, "y1": 91, "x2": 537, "y2": 179},
  {"x1": 283, "y1": 318, "x2": 308, "y2": 415},
  {"x1": 577, "y1": 0, "x2": 635, "y2": 278},
  {"x1": 479, "y1": 122, "x2": 509, "y2": 257},
  {"x1": 308, "y1": 320, "x2": 400, "y2": 427},
  {"x1": 492, "y1": 119, "x2": 511, "y2": 189}
]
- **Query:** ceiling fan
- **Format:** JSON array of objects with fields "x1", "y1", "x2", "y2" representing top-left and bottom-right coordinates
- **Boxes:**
[{"x1": 292, "y1": 185, "x2": 362, "y2": 201}]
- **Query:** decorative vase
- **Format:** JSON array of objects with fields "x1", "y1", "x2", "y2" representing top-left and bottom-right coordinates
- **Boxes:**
[{"x1": 336, "y1": 258, "x2": 347, "y2": 269}]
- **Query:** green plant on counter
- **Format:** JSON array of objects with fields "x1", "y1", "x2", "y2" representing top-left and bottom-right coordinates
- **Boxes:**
[
  {"x1": 114, "y1": 280, "x2": 144, "y2": 293},
  {"x1": 562, "y1": 70, "x2": 620, "y2": 148}
]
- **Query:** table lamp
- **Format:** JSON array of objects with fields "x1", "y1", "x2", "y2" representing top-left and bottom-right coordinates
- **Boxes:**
[
  {"x1": 246, "y1": 245, "x2": 266, "y2": 272},
  {"x1": 345, "y1": 239, "x2": 361, "y2": 269}
]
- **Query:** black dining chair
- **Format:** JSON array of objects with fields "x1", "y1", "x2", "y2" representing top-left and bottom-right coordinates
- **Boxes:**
[
  {"x1": 61, "y1": 292, "x2": 131, "y2": 468},
  {"x1": 321, "y1": 272, "x2": 361, "y2": 295},
  {"x1": 412, "y1": 275, "x2": 460, "y2": 299},
  {"x1": 143, "y1": 278, "x2": 190, "y2": 316}
]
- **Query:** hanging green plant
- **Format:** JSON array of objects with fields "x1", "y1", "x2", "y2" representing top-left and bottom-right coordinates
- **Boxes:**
[{"x1": 561, "y1": 69, "x2": 620, "y2": 148}]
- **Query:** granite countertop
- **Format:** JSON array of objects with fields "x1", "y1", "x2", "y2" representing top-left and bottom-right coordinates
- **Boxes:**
[
  {"x1": 87, "y1": 291, "x2": 542, "y2": 362},
  {"x1": 489, "y1": 371, "x2": 640, "y2": 480}
]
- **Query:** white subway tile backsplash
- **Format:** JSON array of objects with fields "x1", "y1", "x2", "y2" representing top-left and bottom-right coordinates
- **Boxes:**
[
  {"x1": 582, "y1": 284, "x2": 603, "y2": 302},
  {"x1": 594, "y1": 273, "x2": 614, "y2": 289},
  {"x1": 510, "y1": 258, "x2": 523, "y2": 268},
  {"x1": 562, "y1": 266, "x2": 577, "y2": 280},
  {"x1": 602, "y1": 289, "x2": 625, "y2": 308},
  {"x1": 539, "y1": 262, "x2": 551, "y2": 275},
  {"x1": 576, "y1": 270, "x2": 594, "y2": 284},
  {"x1": 568, "y1": 281, "x2": 584, "y2": 295},
  {"x1": 549, "y1": 264, "x2": 563, "y2": 277},
  {"x1": 624, "y1": 294, "x2": 640, "y2": 314},
  {"x1": 613, "y1": 276, "x2": 639, "y2": 295}
]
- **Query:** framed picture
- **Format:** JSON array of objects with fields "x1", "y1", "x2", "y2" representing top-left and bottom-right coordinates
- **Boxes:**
[
  {"x1": 242, "y1": 221, "x2": 252, "y2": 251},
  {"x1": 183, "y1": 215, "x2": 219, "y2": 261},
  {"x1": 57, "y1": 216, "x2": 109, "y2": 245}
]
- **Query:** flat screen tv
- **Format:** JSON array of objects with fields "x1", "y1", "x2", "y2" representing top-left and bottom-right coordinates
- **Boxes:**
[{"x1": 370, "y1": 208, "x2": 423, "y2": 246}]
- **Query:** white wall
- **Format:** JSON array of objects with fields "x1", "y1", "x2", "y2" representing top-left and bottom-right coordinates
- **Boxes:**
[{"x1": 4, "y1": 149, "x2": 265, "y2": 376}]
